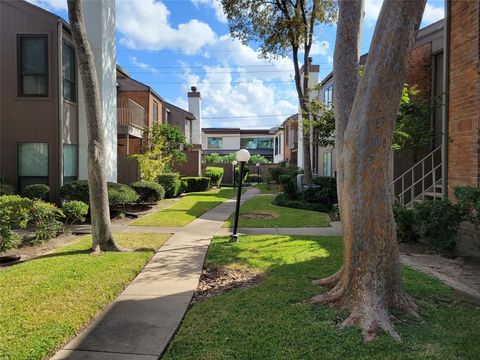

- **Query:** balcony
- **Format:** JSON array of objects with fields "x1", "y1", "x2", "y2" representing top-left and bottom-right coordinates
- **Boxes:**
[{"x1": 117, "y1": 98, "x2": 146, "y2": 138}]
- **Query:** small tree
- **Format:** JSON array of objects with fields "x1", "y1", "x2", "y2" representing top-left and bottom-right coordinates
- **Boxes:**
[
  {"x1": 155, "y1": 124, "x2": 189, "y2": 170},
  {"x1": 221, "y1": 0, "x2": 337, "y2": 184},
  {"x1": 67, "y1": 0, "x2": 122, "y2": 252}
]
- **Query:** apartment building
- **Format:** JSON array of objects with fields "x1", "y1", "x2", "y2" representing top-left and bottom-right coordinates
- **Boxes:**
[{"x1": 202, "y1": 128, "x2": 274, "y2": 161}]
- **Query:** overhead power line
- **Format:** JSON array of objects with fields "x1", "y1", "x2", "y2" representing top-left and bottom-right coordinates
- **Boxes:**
[{"x1": 202, "y1": 114, "x2": 294, "y2": 119}]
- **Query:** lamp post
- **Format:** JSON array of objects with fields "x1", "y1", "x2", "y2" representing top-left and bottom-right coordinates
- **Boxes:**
[
  {"x1": 256, "y1": 163, "x2": 260, "y2": 184},
  {"x1": 232, "y1": 160, "x2": 237, "y2": 189},
  {"x1": 230, "y1": 149, "x2": 250, "y2": 243}
]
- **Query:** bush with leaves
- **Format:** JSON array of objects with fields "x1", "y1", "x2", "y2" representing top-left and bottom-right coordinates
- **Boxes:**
[
  {"x1": 182, "y1": 177, "x2": 211, "y2": 193},
  {"x1": 0, "y1": 184, "x2": 15, "y2": 195},
  {"x1": 0, "y1": 195, "x2": 32, "y2": 251},
  {"x1": 205, "y1": 152, "x2": 271, "y2": 164},
  {"x1": 247, "y1": 173, "x2": 262, "y2": 183},
  {"x1": 157, "y1": 173, "x2": 181, "y2": 198},
  {"x1": 234, "y1": 166, "x2": 250, "y2": 183},
  {"x1": 273, "y1": 193, "x2": 327, "y2": 212},
  {"x1": 29, "y1": 201, "x2": 64, "y2": 242},
  {"x1": 393, "y1": 206, "x2": 417, "y2": 243},
  {"x1": 132, "y1": 181, "x2": 165, "y2": 203},
  {"x1": 279, "y1": 174, "x2": 297, "y2": 200},
  {"x1": 413, "y1": 199, "x2": 463, "y2": 252},
  {"x1": 269, "y1": 163, "x2": 301, "y2": 184},
  {"x1": 60, "y1": 180, "x2": 139, "y2": 206},
  {"x1": 174, "y1": 179, "x2": 186, "y2": 197},
  {"x1": 62, "y1": 200, "x2": 89, "y2": 234},
  {"x1": 24, "y1": 184, "x2": 50, "y2": 200},
  {"x1": 205, "y1": 167, "x2": 224, "y2": 187},
  {"x1": 303, "y1": 176, "x2": 338, "y2": 210}
]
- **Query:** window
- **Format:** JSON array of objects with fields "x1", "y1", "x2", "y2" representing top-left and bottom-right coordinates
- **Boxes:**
[
  {"x1": 274, "y1": 136, "x2": 280, "y2": 155},
  {"x1": 63, "y1": 40, "x2": 76, "y2": 101},
  {"x1": 323, "y1": 151, "x2": 332, "y2": 177},
  {"x1": 240, "y1": 137, "x2": 273, "y2": 150},
  {"x1": 18, "y1": 143, "x2": 48, "y2": 194},
  {"x1": 207, "y1": 137, "x2": 223, "y2": 149},
  {"x1": 63, "y1": 144, "x2": 77, "y2": 185},
  {"x1": 153, "y1": 101, "x2": 158, "y2": 123},
  {"x1": 323, "y1": 84, "x2": 333, "y2": 107},
  {"x1": 18, "y1": 35, "x2": 48, "y2": 96}
]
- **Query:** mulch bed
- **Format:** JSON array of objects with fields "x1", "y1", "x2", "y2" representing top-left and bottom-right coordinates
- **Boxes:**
[
  {"x1": 192, "y1": 265, "x2": 263, "y2": 303},
  {"x1": 240, "y1": 213, "x2": 274, "y2": 219}
]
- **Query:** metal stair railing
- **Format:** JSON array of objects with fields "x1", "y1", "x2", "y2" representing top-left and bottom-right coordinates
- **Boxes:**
[{"x1": 391, "y1": 145, "x2": 443, "y2": 207}]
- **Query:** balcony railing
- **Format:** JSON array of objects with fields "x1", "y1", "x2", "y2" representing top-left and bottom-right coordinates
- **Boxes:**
[{"x1": 117, "y1": 98, "x2": 146, "y2": 129}]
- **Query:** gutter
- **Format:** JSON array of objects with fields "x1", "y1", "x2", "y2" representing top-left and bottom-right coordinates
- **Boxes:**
[
  {"x1": 441, "y1": 0, "x2": 450, "y2": 198},
  {"x1": 58, "y1": 20, "x2": 64, "y2": 189}
]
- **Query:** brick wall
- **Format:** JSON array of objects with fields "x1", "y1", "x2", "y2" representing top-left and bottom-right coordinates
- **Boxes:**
[
  {"x1": 448, "y1": 0, "x2": 480, "y2": 258},
  {"x1": 448, "y1": 0, "x2": 480, "y2": 194},
  {"x1": 405, "y1": 43, "x2": 432, "y2": 98}
]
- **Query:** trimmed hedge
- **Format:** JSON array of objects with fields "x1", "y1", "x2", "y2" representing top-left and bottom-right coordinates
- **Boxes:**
[
  {"x1": 0, "y1": 195, "x2": 33, "y2": 251},
  {"x1": 24, "y1": 184, "x2": 50, "y2": 201},
  {"x1": 273, "y1": 193, "x2": 328, "y2": 212},
  {"x1": 182, "y1": 177, "x2": 211, "y2": 193},
  {"x1": 234, "y1": 166, "x2": 250, "y2": 183},
  {"x1": 205, "y1": 167, "x2": 224, "y2": 187},
  {"x1": 304, "y1": 176, "x2": 338, "y2": 211},
  {"x1": 59, "y1": 180, "x2": 139, "y2": 206},
  {"x1": 247, "y1": 173, "x2": 262, "y2": 183},
  {"x1": 132, "y1": 181, "x2": 165, "y2": 203},
  {"x1": 157, "y1": 173, "x2": 181, "y2": 198},
  {"x1": 0, "y1": 184, "x2": 15, "y2": 196}
]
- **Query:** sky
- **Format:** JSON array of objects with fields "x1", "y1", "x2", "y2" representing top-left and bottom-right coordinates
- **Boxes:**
[{"x1": 28, "y1": 0, "x2": 445, "y2": 129}]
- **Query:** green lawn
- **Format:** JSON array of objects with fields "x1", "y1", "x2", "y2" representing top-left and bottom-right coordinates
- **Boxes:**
[
  {"x1": 0, "y1": 233, "x2": 171, "y2": 360},
  {"x1": 253, "y1": 183, "x2": 278, "y2": 194},
  {"x1": 224, "y1": 194, "x2": 330, "y2": 228},
  {"x1": 164, "y1": 235, "x2": 480, "y2": 360},
  {"x1": 130, "y1": 188, "x2": 237, "y2": 227}
]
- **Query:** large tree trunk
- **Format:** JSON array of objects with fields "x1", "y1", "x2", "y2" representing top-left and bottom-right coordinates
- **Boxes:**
[
  {"x1": 307, "y1": 0, "x2": 426, "y2": 342},
  {"x1": 67, "y1": 0, "x2": 122, "y2": 252}
]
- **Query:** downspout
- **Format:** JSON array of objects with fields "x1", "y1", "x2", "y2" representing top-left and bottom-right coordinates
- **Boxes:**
[
  {"x1": 58, "y1": 20, "x2": 64, "y2": 192},
  {"x1": 441, "y1": 0, "x2": 450, "y2": 198}
]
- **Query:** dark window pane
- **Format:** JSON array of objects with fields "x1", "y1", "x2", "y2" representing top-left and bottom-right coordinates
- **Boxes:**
[
  {"x1": 18, "y1": 35, "x2": 48, "y2": 96},
  {"x1": 63, "y1": 41, "x2": 76, "y2": 101}
]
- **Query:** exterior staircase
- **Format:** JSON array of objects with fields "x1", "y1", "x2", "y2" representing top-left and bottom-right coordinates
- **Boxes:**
[{"x1": 391, "y1": 145, "x2": 443, "y2": 207}]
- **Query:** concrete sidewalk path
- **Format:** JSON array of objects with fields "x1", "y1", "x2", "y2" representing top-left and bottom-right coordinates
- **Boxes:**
[
  {"x1": 215, "y1": 226, "x2": 341, "y2": 236},
  {"x1": 51, "y1": 188, "x2": 259, "y2": 360}
]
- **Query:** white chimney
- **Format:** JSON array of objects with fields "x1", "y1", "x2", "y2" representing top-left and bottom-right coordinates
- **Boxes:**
[
  {"x1": 297, "y1": 57, "x2": 319, "y2": 171},
  {"x1": 188, "y1": 86, "x2": 202, "y2": 145}
]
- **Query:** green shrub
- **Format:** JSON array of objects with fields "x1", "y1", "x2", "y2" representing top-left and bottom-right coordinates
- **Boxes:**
[
  {"x1": 413, "y1": 199, "x2": 463, "y2": 252},
  {"x1": 454, "y1": 186, "x2": 480, "y2": 219},
  {"x1": 29, "y1": 201, "x2": 64, "y2": 242},
  {"x1": 269, "y1": 163, "x2": 301, "y2": 184},
  {"x1": 279, "y1": 174, "x2": 297, "y2": 200},
  {"x1": 182, "y1": 177, "x2": 211, "y2": 193},
  {"x1": 246, "y1": 173, "x2": 263, "y2": 183},
  {"x1": 205, "y1": 167, "x2": 224, "y2": 187},
  {"x1": 0, "y1": 184, "x2": 15, "y2": 195},
  {"x1": 59, "y1": 180, "x2": 139, "y2": 206},
  {"x1": 62, "y1": 200, "x2": 89, "y2": 233},
  {"x1": 174, "y1": 179, "x2": 187, "y2": 197},
  {"x1": 304, "y1": 176, "x2": 338, "y2": 210},
  {"x1": 234, "y1": 166, "x2": 250, "y2": 183},
  {"x1": 0, "y1": 195, "x2": 32, "y2": 251},
  {"x1": 157, "y1": 173, "x2": 181, "y2": 198},
  {"x1": 273, "y1": 193, "x2": 327, "y2": 212},
  {"x1": 393, "y1": 206, "x2": 417, "y2": 243},
  {"x1": 132, "y1": 181, "x2": 165, "y2": 203},
  {"x1": 24, "y1": 184, "x2": 50, "y2": 200}
]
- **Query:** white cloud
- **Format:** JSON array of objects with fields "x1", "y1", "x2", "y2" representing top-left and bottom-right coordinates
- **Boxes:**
[
  {"x1": 26, "y1": 0, "x2": 67, "y2": 12},
  {"x1": 191, "y1": 0, "x2": 228, "y2": 24},
  {"x1": 310, "y1": 40, "x2": 330, "y2": 56},
  {"x1": 364, "y1": 0, "x2": 444, "y2": 26},
  {"x1": 422, "y1": 3, "x2": 444, "y2": 25},
  {"x1": 116, "y1": 0, "x2": 216, "y2": 54},
  {"x1": 129, "y1": 56, "x2": 159, "y2": 74}
]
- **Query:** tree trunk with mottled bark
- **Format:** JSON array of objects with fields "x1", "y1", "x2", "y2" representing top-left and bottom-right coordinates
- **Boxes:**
[
  {"x1": 307, "y1": 0, "x2": 426, "y2": 342},
  {"x1": 67, "y1": 0, "x2": 122, "y2": 252}
]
